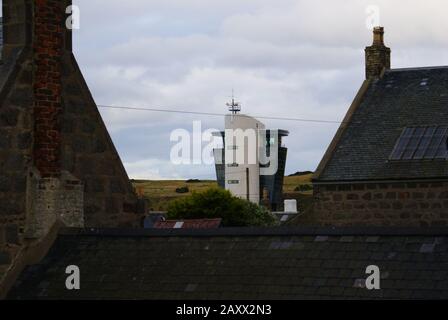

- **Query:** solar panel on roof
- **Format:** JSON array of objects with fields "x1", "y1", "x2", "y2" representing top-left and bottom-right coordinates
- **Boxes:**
[{"x1": 390, "y1": 126, "x2": 448, "y2": 160}]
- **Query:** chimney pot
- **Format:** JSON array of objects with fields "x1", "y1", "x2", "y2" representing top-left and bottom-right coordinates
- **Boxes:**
[{"x1": 372, "y1": 26, "x2": 385, "y2": 45}]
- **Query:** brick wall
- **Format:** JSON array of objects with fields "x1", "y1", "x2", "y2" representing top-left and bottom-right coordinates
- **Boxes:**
[
  {"x1": 33, "y1": 0, "x2": 63, "y2": 178},
  {"x1": 313, "y1": 181, "x2": 448, "y2": 227}
]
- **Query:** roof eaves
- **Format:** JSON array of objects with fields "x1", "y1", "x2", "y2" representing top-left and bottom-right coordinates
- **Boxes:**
[
  {"x1": 60, "y1": 226, "x2": 448, "y2": 238},
  {"x1": 388, "y1": 65, "x2": 448, "y2": 72}
]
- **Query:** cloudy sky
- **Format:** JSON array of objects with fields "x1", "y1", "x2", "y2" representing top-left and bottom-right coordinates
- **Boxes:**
[{"x1": 72, "y1": 0, "x2": 448, "y2": 180}]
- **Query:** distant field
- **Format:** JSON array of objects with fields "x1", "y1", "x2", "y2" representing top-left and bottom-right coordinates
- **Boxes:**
[{"x1": 132, "y1": 173, "x2": 313, "y2": 211}]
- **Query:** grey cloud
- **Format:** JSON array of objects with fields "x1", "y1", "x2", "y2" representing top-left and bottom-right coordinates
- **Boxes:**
[{"x1": 71, "y1": 0, "x2": 448, "y2": 179}]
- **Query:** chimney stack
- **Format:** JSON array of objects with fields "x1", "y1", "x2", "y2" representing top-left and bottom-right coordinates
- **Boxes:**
[{"x1": 365, "y1": 26, "x2": 391, "y2": 79}]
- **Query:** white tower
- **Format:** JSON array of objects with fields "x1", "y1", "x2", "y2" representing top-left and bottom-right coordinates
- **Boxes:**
[{"x1": 222, "y1": 97, "x2": 265, "y2": 204}]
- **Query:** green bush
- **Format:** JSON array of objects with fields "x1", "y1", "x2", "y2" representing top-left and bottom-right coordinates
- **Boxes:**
[
  {"x1": 294, "y1": 184, "x2": 313, "y2": 192},
  {"x1": 175, "y1": 186, "x2": 189, "y2": 194},
  {"x1": 167, "y1": 188, "x2": 277, "y2": 227}
]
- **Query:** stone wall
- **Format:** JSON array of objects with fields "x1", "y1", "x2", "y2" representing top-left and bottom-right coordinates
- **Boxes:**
[
  {"x1": 313, "y1": 181, "x2": 448, "y2": 227},
  {"x1": 0, "y1": 0, "x2": 145, "y2": 247},
  {"x1": 0, "y1": 0, "x2": 34, "y2": 239},
  {"x1": 0, "y1": 0, "x2": 147, "y2": 297},
  {"x1": 25, "y1": 170, "x2": 84, "y2": 239},
  {"x1": 365, "y1": 27, "x2": 391, "y2": 79}
]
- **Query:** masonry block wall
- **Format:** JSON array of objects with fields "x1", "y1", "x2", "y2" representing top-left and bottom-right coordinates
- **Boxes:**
[
  {"x1": 365, "y1": 27, "x2": 391, "y2": 79},
  {"x1": 313, "y1": 182, "x2": 448, "y2": 227},
  {"x1": 0, "y1": 0, "x2": 144, "y2": 251}
]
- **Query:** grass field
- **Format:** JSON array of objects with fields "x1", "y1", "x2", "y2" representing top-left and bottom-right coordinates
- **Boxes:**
[{"x1": 132, "y1": 173, "x2": 313, "y2": 211}]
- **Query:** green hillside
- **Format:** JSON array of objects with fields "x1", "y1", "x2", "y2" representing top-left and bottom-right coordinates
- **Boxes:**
[{"x1": 132, "y1": 173, "x2": 314, "y2": 211}]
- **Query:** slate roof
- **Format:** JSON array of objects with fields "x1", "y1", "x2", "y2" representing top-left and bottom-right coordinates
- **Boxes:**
[
  {"x1": 7, "y1": 227, "x2": 448, "y2": 300},
  {"x1": 317, "y1": 66, "x2": 448, "y2": 182}
]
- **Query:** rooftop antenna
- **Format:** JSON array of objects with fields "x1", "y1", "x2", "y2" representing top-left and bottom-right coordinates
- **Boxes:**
[{"x1": 226, "y1": 89, "x2": 241, "y2": 115}]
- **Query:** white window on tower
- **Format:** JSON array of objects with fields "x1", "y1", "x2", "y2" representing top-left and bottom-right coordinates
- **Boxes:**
[{"x1": 227, "y1": 180, "x2": 239, "y2": 184}]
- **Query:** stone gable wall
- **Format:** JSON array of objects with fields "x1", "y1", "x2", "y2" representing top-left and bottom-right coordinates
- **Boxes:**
[
  {"x1": 0, "y1": 0, "x2": 145, "y2": 250},
  {"x1": 313, "y1": 181, "x2": 448, "y2": 227}
]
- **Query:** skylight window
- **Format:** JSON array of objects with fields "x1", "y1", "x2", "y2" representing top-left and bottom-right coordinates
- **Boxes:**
[{"x1": 390, "y1": 126, "x2": 448, "y2": 160}]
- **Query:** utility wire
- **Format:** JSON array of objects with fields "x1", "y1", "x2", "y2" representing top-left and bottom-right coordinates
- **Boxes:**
[{"x1": 97, "y1": 104, "x2": 345, "y2": 124}]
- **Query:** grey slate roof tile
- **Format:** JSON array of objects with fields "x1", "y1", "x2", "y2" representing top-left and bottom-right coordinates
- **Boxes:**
[
  {"x1": 318, "y1": 67, "x2": 448, "y2": 181},
  {"x1": 7, "y1": 227, "x2": 448, "y2": 300}
]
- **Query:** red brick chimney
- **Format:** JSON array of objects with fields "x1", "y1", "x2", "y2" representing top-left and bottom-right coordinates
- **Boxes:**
[
  {"x1": 365, "y1": 27, "x2": 391, "y2": 79},
  {"x1": 3, "y1": 0, "x2": 72, "y2": 178},
  {"x1": 33, "y1": 0, "x2": 65, "y2": 178}
]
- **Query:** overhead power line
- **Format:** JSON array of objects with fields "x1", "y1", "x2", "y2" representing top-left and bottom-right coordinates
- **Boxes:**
[{"x1": 97, "y1": 104, "x2": 345, "y2": 124}]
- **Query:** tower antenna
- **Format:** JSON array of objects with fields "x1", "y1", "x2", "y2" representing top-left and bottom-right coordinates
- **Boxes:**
[{"x1": 226, "y1": 89, "x2": 241, "y2": 115}]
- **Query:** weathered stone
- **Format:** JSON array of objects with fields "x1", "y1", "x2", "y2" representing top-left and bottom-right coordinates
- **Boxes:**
[
  {"x1": 0, "y1": 227, "x2": 5, "y2": 245},
  {"x1": 64, "y1": 83, "x2": 82, "y2": 96},
  {"x1": 373, "y1": 193, "x2": 383, "y2": 199},
  {"x1": 392, "y1": 202, "x2": 403, "y2": 210},
  {"x1": 17, "y1": 132, "x2": 31, "y2": 149},
  {"x1": 385, "y1": 192, "x2": 396, "y2": 200},
  {"x1": 94, "y1": 138, "x2": 107, "y2": 153},
  {"x1": 8, "y1": 87, "x2": 32, "y2": 107},
  {"x1": 0, "y1": 196, "x2": 25, "y2": 215},
  {"x1": 0, "y1": 108, "x2": 20, "y2": 126},
  {"x1": 379, "y1": 202, "x2": 390, "y2": 209},
  {"x1": 81, "y1": 120, "x2": 96, "y2": 134},
  {"x1": 71, "y1": 136, "x2": 89, "y2": 153},
  {"x1": 79, "y1": 157, "x2": 95, "y2": 175},
  {"x1": 14, "y1": 174, "x2": 27, "y2": 193},
  {"x1": 412, "y1": 192, "x2": 424, "y2": 199},
  {"x1": 60, "y1": 118, "x2": 74, "y2": 134},
  {"x1": 85, "y1": 179, "x2": 104, "y2": 193},
  {"x1": 338, "y1": 185, "x2": 351, "y2": 191},
  {"x1": 347, "y1": 194, "x2": 359, "y2": 200},
  {"x1": 110, "y1": 180, "x2": 124, "y2": 194},
  {"x1": 25, "y1": 174, "x2": 84, "y2": 238},
  {"x1": 367, "y1": 203, "x2": 378, "y2": 209},
  {"x1": 0, "y1": 176, "x2": 12, "y2": 192},
  {"x1": 0, "y1": 130, "x2": 12, "y2": 149},
  {"x1": 3, "y1": 153, "x2": 25, "y2": 171},
  {"x1": 365, "y1": 27, "x2": 390, "y2": 79},
  {"x1": 398, "y1": 192, "x2": 410, "y2": 199},
  {"x1": 0, "y1": 251, "x2": 11, "y2": 265},
  {"x1": 105, "y1": 197, "x2": 121, "y2": 214},
  {"x1": 5, "y1": 224, "x2": 19, "y2": 244},
  {"x1": 438, "y1": 191, "x2": 448, "y2": 199},
  {"x1": 85, "y1": 204, "x2": 102, "y2": 216},
  {"x1": 419, "y1": 203, "x2": 430, "y2": 210},
  {"x1": 362, "y1": 193, "x2": 372, "y2": 201},
  {"x1": 400, "y1": 212, "x2": 410, "y2": 219}
]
